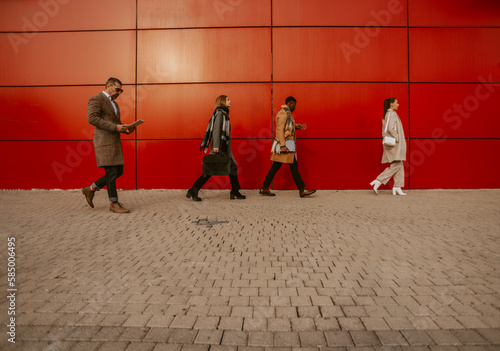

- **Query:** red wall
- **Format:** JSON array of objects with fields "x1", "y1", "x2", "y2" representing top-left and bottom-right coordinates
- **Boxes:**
[{"x1": 1, "y1": 0, "x2": 499, "y2": 190}]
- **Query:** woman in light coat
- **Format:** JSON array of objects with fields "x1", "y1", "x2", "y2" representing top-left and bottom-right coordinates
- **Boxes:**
[
  {"x1": 186, "y1": 95, "x2": 245, "y2": 201},
  {"x1": 370, "y1": 98, "x2": 407, "y2": 195}
]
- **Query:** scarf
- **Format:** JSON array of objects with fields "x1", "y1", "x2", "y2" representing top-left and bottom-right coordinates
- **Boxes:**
[
  {"x1": 200, "y1": 106, "x2": 231, "y2": 154},
  {"x1": 272, "y1": 106, "x2": 296, "y2": 154}
]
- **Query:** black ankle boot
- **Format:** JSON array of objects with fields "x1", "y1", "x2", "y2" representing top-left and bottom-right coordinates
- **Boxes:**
[
  {"x1": 186, "y1": 188, "x2": 202, "y2": 201},
  {"x1": 230, "y1": 190, "x2": 246, "y2": 200}
]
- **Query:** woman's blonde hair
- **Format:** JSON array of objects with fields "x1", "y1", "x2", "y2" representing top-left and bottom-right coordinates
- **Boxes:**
[{"x1": 215, "y1": 95, "x2": 228, "y2": 107}]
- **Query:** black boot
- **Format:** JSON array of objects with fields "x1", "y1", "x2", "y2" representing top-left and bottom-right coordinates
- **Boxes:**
[
  {"x1": 186, "y1": 188, "x2": 202, "y2": 201},
  {"x1": 230, "y1": 189, "x2": 246, "y2": 200}
]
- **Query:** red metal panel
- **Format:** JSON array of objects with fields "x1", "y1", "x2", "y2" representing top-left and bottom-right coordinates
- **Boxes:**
[
  {"x1": 273, "y1": 27, "x2": 408, "y2": 82},
  {"x1": 0, "y1": 31, "x2": 136, "y2": 86},
  {"x1": 137, "y1": 28, "x2": 271, "y2": 84},
  {"x1": 273, "y1": 0, "x2": 407, "y2": 26},
  {"x1": 0, "y1": 0, "x2": 136, "y2": 31},
  {"x1": 409, "y1": 0, "x2": 500, "y2": 27},
  {"x1": 409, "y1": 28, "x2": 500, "y2": 83},
  {"x1": 0, "y1": 141, "x2": 136, "y2": 190},
  {"x1": 137, "y1": 139, "x2": 271, "y2": 190},
  {"x1": 274, "y1": 83, "x2": 408, "y2": 139},
  {"x1": 410, "y1": 84, "x2": 500, "y2": 139},
  {"x1": 409, "y1": 140, "x2": 500, "y2": 189},
  {"x1": 138, "y1": 0, "x2": 271, "y2": 28},
  {"x1": 137, "y1": 83, "x2": 272, "y2": 140},
  {"x1": 271, "y1": 139, "x2": 408, "y2": 190},
  {"x1": 0, "y1": 86, "x2": 136, "y2": 141}
]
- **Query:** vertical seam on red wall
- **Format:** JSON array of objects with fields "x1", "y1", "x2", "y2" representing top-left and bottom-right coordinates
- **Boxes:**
[
  {"x1": 135, "y1": 0, "x2": 139, "y2": 190},
  {"x1": 270, "y1": 0, "x2": 274, "y2": 190},
  {"x1": 407, "y1": 0, "x2": 411, "y2": 189}
]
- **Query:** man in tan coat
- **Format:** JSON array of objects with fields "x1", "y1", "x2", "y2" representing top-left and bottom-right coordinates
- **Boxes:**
[
  {"x1": 81, "y1": 77, "x2": 134, "y2": 213},
  {"x1": 259, "y1": 96, "x2": 316, "y2": 197}
]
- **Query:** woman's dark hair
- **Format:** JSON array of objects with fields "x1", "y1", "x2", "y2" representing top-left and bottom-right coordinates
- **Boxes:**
[{"x1": 383, "y1": 98, "x2": 396, "y2": 118}]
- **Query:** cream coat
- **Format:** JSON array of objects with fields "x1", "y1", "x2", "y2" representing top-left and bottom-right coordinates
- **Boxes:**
[
  {"x1": 270, "y1": 105, "x2": 296, "y2": 164},
  {"x1": 381, "y1": 110, "x2": 406, "y2": 163}
]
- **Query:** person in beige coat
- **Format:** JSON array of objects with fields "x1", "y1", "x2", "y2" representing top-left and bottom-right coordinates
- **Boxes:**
[
  {"x1": 370, "y1": 98, "x2": 407, "y2": 196},
  {"x1": 259, "y1": 96, "x2": 316, "y2": 197}
]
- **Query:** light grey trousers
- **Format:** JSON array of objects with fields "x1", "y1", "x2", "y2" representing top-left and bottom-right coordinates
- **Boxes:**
[{"x1": 376, "y1": 161, "x2": 405, "y2": 188}]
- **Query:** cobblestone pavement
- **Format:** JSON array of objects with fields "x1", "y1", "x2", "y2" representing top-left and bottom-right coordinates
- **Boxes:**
[{"x1": 0, "y1": 189, "x2": 499, "y2": 351}]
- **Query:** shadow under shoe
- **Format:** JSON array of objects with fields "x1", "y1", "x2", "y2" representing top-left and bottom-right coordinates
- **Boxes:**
[
  {"x1": 299, "y1": 188, "x2": 316, "y2": 198},
  {"x1": 186, "y1": 188, "x2": 202, "y2": 201},
  {"x1": 259, "y1": 188, "x2": 276, "y2": 196},
  {"x1": 110, "y1": 202, "x2": 130, "y2": 213},
  {"x1": 230, "y1": 190, "x2": 246, "y2": 200}
]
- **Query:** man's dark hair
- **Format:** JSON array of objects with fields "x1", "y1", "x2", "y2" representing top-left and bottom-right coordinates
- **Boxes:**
[
  {"x1": 106, "y1": 77, "x2": 122, "y2": 87},
  {"x1": 285, "y1": 96, "x2": 297, "y2": 104}
]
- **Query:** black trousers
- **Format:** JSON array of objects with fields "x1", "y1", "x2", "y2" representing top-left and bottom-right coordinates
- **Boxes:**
[
  {"x1": 192, "y1": 160, "x2": 241, "y2": 193},
  {"x1": 262, "y1": 158, "x2": 305, "y2": 190},
  {"x1": 93, "y1": 165, "x2": 124, "y2": 202}
]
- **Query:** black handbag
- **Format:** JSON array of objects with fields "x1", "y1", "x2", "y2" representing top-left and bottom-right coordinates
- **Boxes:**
[{"x1": 203, "y1": 153, "x2": 231, "y2": 176}]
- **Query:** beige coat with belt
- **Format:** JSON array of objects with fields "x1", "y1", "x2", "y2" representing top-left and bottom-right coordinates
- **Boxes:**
[
  {"x1": 270, "y1": 105, "x2": 296, "y2": 164},
  {"x1": 381, "y1": 109, "x2": 406, "y2": 164}
]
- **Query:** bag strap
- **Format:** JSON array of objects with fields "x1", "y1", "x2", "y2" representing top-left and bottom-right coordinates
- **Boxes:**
[{"x1": 384, "y1": 111, "x2": 392, "y2": 133}]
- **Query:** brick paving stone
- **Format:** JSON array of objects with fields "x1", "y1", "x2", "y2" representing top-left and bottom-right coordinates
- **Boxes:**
[
  {"x1": 476, "y1": 329, "x2": 500, "y2": 344},
  {"x1": 181, "y1": 345, "x2": 209, "y2": 351},
  {"x1": 209, "y1": 346, "x2": 237, "y2": 351},
  {"x1": 401, "y1": 330, "x2": 436, "y2": 346},
  {"x1": 248, "y1": 331, "x2": 274, "y2": 347},
  {"x1": 384, "y1": 317, "x2": 414, "y2": 330},
  {"x1": 123, "y1": 315, "x2": 153, "y2": 328},
  {"x1": 299, "y1": 331, "x2": 327, "y2": 347},
  {"x1": 168, "y1": 329, "x2": 198, "y2": 344},
  {"x1": 297, "y1": 306, "x2": 322, "y2": 318},
  {"x1": 314, "y1": 317, "x2": 340, "y2": 331},
  {"x1": 276, "y1": 306, "x2": 298, "y2": 318},
  {"x1": 361, "y1": 317, "x2": 391, "y2": 330},
  {"x1": 71, "y1": 341, "x2": 104, "y2": 351},
  {"x1": 338, "y1": 317, "x2": 365, "y2": 330},
  {"x1": 324, "y1": 330, "x2": 354, "y2": 347},
  {"x1": 143, "y1": 328, "x2": 173, "y2": 343},
  {"x1": 350, "y1": 330, "x2": 382, "y2": 347},
  {"x1": 426, "y1": 330, "x2": 462, "y2": 345},
  {"x1": 291, "y1": 317, "x2": 316, "y2": 331},
  {"x1": 268, "y1": 318, "x2": 292, "y2": 331},
  {"x1": 321, "y1": 306, "x2": 345, "y2": 318},
  {"x1": 219, "y1": 317, "x2": 244, "y2": 330},
  {"x1": 375, "y1": 330, "x2": 409, "y2": 346},
  {"x1": 117, "y1": 328, "x2": 149, "y2": 342},
  {"x1": 67, "y1": 326, "x2": 102, "y2": 340},
  {"x1": 243, "y1": 317, "x2": 268, "y2": 331},
  {"x1": 194, "y1": 329, "x2": 224, "y2": 344},
  {"x1": 221, "y1": 330, "x2": 248, "y2": 346},
  {"x1": 170, "y1": 315, "x2": 198, "y2": 329},
  {"x1": 97, "y1": 341, "x2": 129, "y2": 351},
  {"x1": 274, "y1": 331, "x2": 301, "y2": 347},
  {"x1": 124, "y1": 342, "x2": 157, "y2": 351},
  {"x1": 450, "y1": 330, "x2": 489, "y2": 345}
]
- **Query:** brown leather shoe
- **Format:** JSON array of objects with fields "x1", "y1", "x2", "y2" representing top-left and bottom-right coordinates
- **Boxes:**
[
  {"x1": 110, "y1": 202, "x2": 130, "y2": 213},
  {"x1": 81, "y1": 187, "x2": 95, "y2": 208},
  {"x1": 259, "y1": 188, "x2": 276, "y2": 196},
  {"x1": 299, "y1": 188, "x2": 316, "y2": 197}
]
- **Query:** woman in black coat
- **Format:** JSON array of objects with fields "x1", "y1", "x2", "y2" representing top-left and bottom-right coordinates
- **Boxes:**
[{"x1": 186, "y1": 95, "x2": 246, "y2": 201}]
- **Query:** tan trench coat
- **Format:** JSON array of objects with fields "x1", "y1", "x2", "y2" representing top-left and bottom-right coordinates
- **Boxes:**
[
  {"x1": 270, "y1": 105, "x2": 296, "y2": 164},
  {"x1": 87, "y1": 92, "x2": 124, "y2": 167},
  {"x1": 381, "y1": 110, "x2": 406, "y2": 164}
]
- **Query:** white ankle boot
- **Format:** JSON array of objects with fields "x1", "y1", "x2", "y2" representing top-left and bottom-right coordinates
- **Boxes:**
[
  {"x1": 392, "y1": 187, "x2": 407, "y2": 196},
  {"x1": 369, "y1": 180, "x2": 382, "y2": 194}
]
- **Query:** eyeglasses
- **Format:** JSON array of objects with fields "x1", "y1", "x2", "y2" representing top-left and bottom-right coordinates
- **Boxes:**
[{"x1": 112, "y1": 86, "x2": 123, "y2": 93}]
